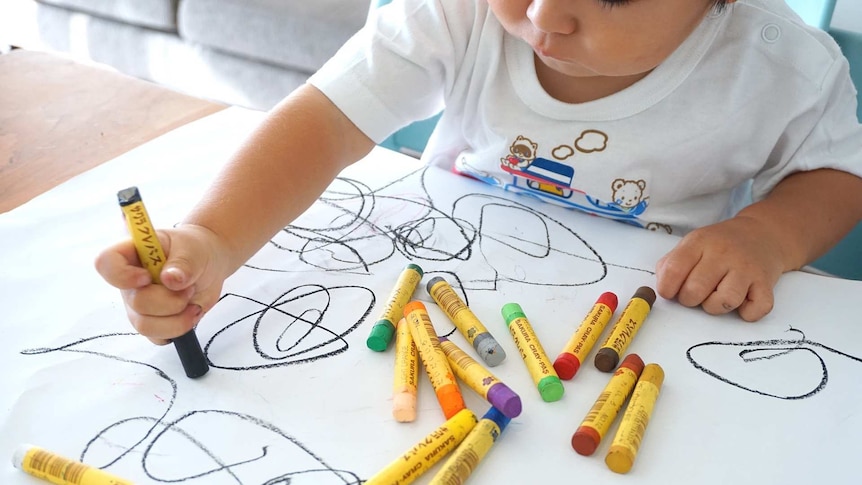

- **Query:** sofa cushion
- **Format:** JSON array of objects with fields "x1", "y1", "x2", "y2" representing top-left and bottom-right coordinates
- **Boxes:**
[
  {"x1": 37, "y1": 0, "x2": 178, "y2": 31},
  {"x1": 179, "y1": 0, "x2": 368, "y2": 72}
]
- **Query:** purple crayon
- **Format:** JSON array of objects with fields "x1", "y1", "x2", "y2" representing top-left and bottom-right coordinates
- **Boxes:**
[{"x1": 438, "y1": 337, "x2": 522, "y2": 418}]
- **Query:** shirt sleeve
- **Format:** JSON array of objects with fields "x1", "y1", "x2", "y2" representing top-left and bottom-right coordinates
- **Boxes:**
[
  {"x1": 751, "y1": 53, "x2": 862, "y2": 201},
  {"x1": 308, "y1": 0, "x2": 475, "y2": 143}
]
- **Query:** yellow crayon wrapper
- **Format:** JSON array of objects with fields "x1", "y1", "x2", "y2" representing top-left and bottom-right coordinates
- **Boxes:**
[
  {"x1": 367, "y1": 264, "x2": 424, "y2": 351},
  {"x1": 553, "y1": 292, "x2": 617, "y2": 379},
  {"x1": 595, "y1": 287, "x2": 656, "y2": 372},
  {"x1": 427, "y1": 277, "x2": 507, "y2": 367},
  {"x1": 501, "y1": 303, "x2": 564, "y2": 402},
  {"x1": 427, "y1": 277, "x2": 489, "y2": 343},
  {"x1": 606, "y1": 363, "x2": 665, "y2": 474},
  {"x1": 392, "y1": 317, "x2": 419, "y2": 422},
  {"x1": 118, "y1": 188, "x2": 166, "y2": 284},
  {"x1": 13, "y1": 444, "x2": 135, "y2": 485},
  {"x1": 404, "y1": 302, "x2": 465, "y2": 419},
  {"x1": 428, "y1": 410, "x2": 508, "y2": 485},
  {"x1": 438, "y1": 339, "x2": 499, "y2": 395},
  {"x1": 365, "y1": 408, "x2": 478, "y2": 485},
  {"x1": 571, "y1": 354, "x2": 645, "y2": 456},
  {"x1": 380, "y1": 265, "x2": 424, "y2": 327}
]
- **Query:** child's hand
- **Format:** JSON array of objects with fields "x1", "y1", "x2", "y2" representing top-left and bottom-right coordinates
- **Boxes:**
[
  {"x1": 655, "y1": 216, "x2": 786, "y2": 322},
  {"x1": 94, "y1": 224, "x2": 231, "y2": 344}
]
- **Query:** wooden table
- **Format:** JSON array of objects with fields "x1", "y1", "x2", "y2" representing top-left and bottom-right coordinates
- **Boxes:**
[{"x1": 0, "y1": 50, "x2": 225, "y2": 213}]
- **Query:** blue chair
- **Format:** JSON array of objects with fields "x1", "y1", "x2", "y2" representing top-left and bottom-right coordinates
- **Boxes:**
[
  {"x1": 784, "y1": 0, "x2": 836, "y2": 30},
  {"x1": 808, "y1": 26, "x2": 862, "y2": 280}
]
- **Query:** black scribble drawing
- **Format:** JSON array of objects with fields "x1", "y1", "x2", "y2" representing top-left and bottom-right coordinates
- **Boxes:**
[
  {"x1": 15, "y1": 163, "x2": 658, "y2": 483},
  {"x1": 687, "y1": 327, "x2": 862, "y2": 400},
  {"x1": 20, "y1": 284, "x2": 368, "y2": 483},
  {"x1": 204, "y1": 284, "x2": 375, "y2": 371},
  {"x1": 246, "y1": 165, "x2": 654, "y2": 290}
]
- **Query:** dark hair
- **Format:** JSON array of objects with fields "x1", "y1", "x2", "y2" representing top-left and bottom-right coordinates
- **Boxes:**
[{"x1": 712, "y1": 0, "x2": 732, "y2": 11}]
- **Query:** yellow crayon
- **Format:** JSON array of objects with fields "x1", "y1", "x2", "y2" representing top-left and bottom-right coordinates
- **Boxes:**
[
  {"x1": 605, "y1": 363, "x2": 665, "y2": 474},
  {"x1": 501, "y1": 303, "x2": 564, "y2": 402},
  {"x1": 118, "y1": 187, "x2": 168, "y2": 284},
  {"x1": 438, "y1": 338, "x2": 522, "y2": 419},
  {"x1": 428, "y1": 407, "x2": 511, "y2": 485},
  {"x1": 594, "y1": 287, "x2": 656, "y2": 372},
  {"x1": 553, "y1": 291, "x2": 618, "y2": 379},
  {"x1": 365, "y1": 408, "x2": 478, "y2": 485},
  {"x1": 367, "y1": 264, "x2": 424, "y2": 352},
  {"x1": 571, "y1": 354, "x2": 645, "y2": 456},
  {"x1": 404, "y1": 301, "x2": 466, "y2": 419},
  {"x1": 117, "y1": 187, "x2": 209, "y2": 379},
  {"x1": 13, "y1": 444, "x2": 135, "y2": 485},
  {"x1": 392, "y1": 317, "x2": 419, "y2": 422},
  {"x1": 426, "y1": 276, "x2": 506, "y2": 366}
]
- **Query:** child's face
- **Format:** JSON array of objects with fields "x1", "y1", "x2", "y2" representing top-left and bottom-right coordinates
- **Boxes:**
[{"x1": 488, "y1": 0, "x2": 719, "y2": 79}]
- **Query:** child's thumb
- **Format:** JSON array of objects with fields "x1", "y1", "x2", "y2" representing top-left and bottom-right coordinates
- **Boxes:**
[{"x1": 159, "y1": 251, "x2": 205, "y2": 292}]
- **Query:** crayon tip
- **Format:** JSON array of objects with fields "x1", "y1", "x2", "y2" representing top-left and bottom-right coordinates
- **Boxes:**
[{"x1": 553, "y1": 353, "x2": 581, "y2": 380}]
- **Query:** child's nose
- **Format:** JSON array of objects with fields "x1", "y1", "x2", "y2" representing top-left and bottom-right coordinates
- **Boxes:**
[{"x1": 526, "y1": 0, "x2": 578, "y2": 35}]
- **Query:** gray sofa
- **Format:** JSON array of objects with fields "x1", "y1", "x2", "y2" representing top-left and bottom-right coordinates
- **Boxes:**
[{"x1": 30, "y1": 0, "x2": 369, "y2": 110}]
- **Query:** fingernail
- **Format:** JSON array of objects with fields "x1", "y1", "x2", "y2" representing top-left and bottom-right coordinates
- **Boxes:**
[{"x1": 164, "y1": 266, "x2": 186, "y2": 285}]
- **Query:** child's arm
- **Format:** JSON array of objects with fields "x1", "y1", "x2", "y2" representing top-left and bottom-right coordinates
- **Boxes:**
[
  {"x1": 94, "y1": 84, "x2": 375, "y2": 342},
  {"x1": 655, "y1": 168, "x2": 862, "y2": 321}
]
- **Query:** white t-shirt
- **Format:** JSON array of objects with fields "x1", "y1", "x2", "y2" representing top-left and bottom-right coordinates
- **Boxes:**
[{"x1": 310, "y1": 0, "x2": 862, "y2": 234}]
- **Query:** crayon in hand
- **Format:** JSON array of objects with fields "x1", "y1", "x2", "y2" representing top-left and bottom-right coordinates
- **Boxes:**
[{"x1": 118, "y1": 186, "x2": 209, "y2": 379}]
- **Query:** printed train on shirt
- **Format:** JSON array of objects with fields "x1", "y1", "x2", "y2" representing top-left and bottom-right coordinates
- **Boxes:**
[{"x1": 456, "y1": 131, "x2": 672, "y2": 234}]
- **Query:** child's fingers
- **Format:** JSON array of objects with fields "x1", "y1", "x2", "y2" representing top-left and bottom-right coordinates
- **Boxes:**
[
  {"x1": 676, "y1": 259, "x2": 727, "y2": 308},
  {"x1": 126, "y1": 303, "x2": 203, "y2": 341},
  {"x1": 701, "y1": 271, "x2": 750, "y2": 315},
  {"x1": 123, "y1": 285, "x2": 195, "y2": 317},
  {"x1": 737, "y1": 283, "x2": 775, "y2": 322},
  {"x1": 158, "y1": 231, "x2": 209, "y2": 292},
  {"x1": 94, "y1": 242, "x2": 153, "y2": 289},
  {"x1": 655, "y1": 250, "x2": 699, "y2": 300}
]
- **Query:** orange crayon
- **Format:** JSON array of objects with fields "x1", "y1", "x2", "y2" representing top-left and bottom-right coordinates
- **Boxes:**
[{"x1": 404, "y1": 301, "x2": 466, "y2": 419}]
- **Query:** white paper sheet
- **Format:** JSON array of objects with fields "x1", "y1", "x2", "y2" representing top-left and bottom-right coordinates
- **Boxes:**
[{"x1": 2, "y1": 107, "x2": 860, "y2": 485}]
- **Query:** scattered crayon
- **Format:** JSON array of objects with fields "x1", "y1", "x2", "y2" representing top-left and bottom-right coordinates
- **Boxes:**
[
  {"x1": 428, "y1": 406, "x2": 511, "y2": 485},
  {"x1": 392, "y1": 317, "x2": 419, "y2": 422},
  {"x1": 367, "y1": 264, "x2": 424, "y2": 352},
  {"x1": 605, "y1": 363, "x2": 665, "y2": 474},
  {"x1": 554, "y1": 291, "x2": 618, "y2": 379},
  {"x1": 427, "y1": 276, "x2": 506, "y2": 366},
  {"x1": 404, "y1": 301, "x2": 466, "y2": 419},
  {"x1": 439, "y1": 337, "x2": 522, "y2": 418},
  {"x1": 364, "y1": 408, "x2": 478, "y2": 485},
  {"x1": 571, "y1": 354, "x2": 645, "y2": 456},
  {"x1": 501, "y1": 303, "x2": 564, "y2": 402},
  {"x1": 594, "y1": 287, "x2": 656, "y2": 372},
  {"x1": 13, "y1": 444, "x2": 135, "y2": 485}
]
